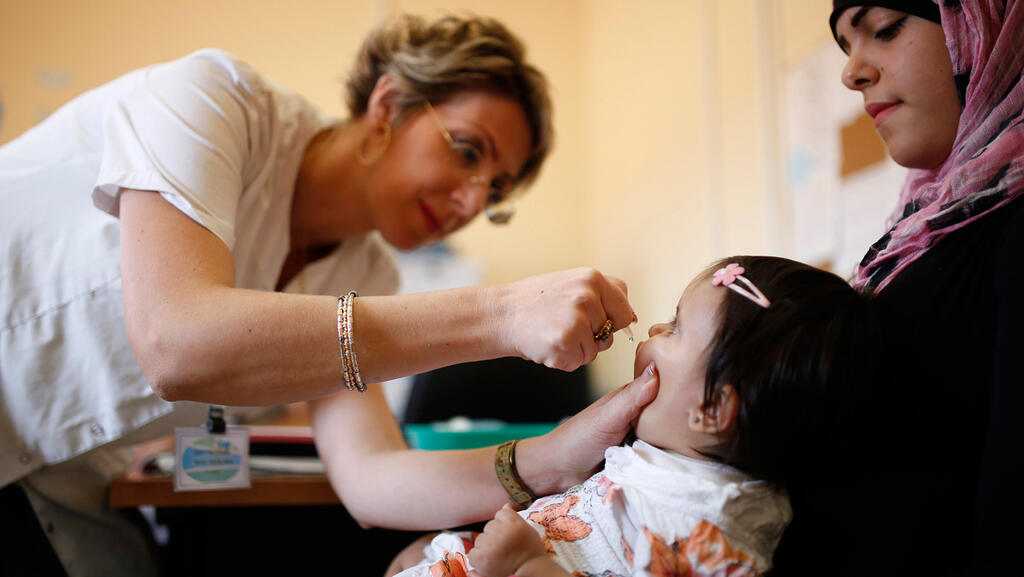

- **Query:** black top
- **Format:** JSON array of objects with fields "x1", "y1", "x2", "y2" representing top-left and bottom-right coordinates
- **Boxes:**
[{"x1": 772, "y1": 196, "x2": 1024, "y2": 576}]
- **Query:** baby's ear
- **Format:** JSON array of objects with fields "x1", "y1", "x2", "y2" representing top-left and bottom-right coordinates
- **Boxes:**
[{"x1": 689, "y1": 384, "x2": 738, "y2": 435}]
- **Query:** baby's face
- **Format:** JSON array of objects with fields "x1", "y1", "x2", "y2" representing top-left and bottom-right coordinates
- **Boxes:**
[{"x1": 631, "y1": 276, "x2": 723, "y2": 455}]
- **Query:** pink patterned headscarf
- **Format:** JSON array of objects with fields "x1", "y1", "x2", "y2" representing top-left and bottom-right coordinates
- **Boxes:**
[{"x1": 852, "y1": 0, "x2": 1024, "y2": 292}]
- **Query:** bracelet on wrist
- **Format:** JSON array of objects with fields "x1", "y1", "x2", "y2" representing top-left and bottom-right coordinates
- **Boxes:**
[
  {"x1": 336, "y1": 290, "x2": 365, "y2": 392},
  {"x1": 494, "y1": 439, "x2": 536, "y2": 509}
]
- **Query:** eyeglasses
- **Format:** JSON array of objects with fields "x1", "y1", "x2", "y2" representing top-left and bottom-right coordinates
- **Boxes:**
[{"x1": 424, "y1": 101, "x2": 517, "y2": 224}]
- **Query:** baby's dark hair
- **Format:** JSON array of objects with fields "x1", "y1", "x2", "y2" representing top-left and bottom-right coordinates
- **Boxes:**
[{"x1": 700, "y1": 256, "x2": 879, "y2": 487}]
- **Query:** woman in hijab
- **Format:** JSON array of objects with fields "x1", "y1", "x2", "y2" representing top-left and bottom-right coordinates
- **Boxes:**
[{"x1": 773, "y1": 2, "x2": 1023, "y2": 574}]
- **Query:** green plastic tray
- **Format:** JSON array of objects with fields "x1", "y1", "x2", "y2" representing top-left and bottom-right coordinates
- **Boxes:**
[{"x1": 403, "y1": 419, "x2": 557, "y2": 450}]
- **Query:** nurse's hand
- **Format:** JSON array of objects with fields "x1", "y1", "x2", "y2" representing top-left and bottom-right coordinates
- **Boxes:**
[
  {"x1": 515, "y1": 363, "x2": 659, "y2": 496},
  {"x1": 492, "y1": 267, "x2": 635, "y2": 372}
]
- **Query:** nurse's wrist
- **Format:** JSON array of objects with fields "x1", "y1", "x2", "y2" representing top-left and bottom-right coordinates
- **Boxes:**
[{"x1": 479, "y1": 283, "x2": 516, "y2": 358}]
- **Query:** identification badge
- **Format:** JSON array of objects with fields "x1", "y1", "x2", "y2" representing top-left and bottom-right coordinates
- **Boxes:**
[{"x1": 173, "y1": 425, "x2": 250, "y2": 492}]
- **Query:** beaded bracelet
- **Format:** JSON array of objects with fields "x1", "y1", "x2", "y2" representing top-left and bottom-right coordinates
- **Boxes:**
[{"x1": 336, "y1": 290, "x2": 365, "y2": 392}]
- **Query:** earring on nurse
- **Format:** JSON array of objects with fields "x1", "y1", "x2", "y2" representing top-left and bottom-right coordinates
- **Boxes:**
[{"x1": 357, "y1": 121, "x2": 392, "y2": 166}]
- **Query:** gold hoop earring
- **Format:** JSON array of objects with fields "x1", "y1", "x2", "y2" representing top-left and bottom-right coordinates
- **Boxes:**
[{"x1": 357, "y1": 121, "x2": 392, "y2": 166}]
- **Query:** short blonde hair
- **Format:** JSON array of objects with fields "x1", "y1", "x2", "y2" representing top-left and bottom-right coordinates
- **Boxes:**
[{"x1": 346, "y1": 14, "x2": 553, "y2": 189}]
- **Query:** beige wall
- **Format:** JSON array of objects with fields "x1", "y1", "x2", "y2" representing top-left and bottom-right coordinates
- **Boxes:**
[
  {"x1": 0, "y1": 0, "x2": 384, "y2": 138},
  {"x1": 580, "y1": 0, "x2": 834, "y2": 388},
  {"x1": 778, "y1": 0, "x2": 835, "y2": 67},
  {"x1": 581, "y1": 0, "x2": 715, "y2": 388},
  {"x1": 0, "y1": 0, "x2": 838, "y2": 394}
]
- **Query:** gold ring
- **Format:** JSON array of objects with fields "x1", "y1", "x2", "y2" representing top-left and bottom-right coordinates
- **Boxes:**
[{"x1": 594, "y1": 319, "x2": 614, "y2": 343}]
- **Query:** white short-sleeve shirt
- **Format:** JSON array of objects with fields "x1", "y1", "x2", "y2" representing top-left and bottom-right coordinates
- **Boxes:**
[{"x1": 0, "y1": 49, "x2": 399, "y2": 488}]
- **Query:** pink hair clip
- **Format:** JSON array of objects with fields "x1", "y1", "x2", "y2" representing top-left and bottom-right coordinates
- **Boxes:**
[{"x1": 711, "y1": 263, "x2": 771, "y2": 309}]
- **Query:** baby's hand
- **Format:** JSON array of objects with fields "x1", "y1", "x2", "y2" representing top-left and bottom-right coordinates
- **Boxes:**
[{"x1": 468, "y1": 505, "x2": 547, "y2": 577}]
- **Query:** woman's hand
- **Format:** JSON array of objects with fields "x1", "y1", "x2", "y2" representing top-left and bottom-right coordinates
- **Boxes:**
[
  {"x1": 492, "y1": 268, "x2": 635, "y2": 372},
  {"x1": 469, "y1": 505, "x2": 560, "y2": 577},
  {"x1": 515, "y1": 363, "x2": 659, "y2": 496}
]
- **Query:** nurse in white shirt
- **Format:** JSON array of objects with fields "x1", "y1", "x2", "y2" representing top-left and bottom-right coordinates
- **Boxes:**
[{"x1": 0, "y1": 14, "x2": 656, "y2": 576}]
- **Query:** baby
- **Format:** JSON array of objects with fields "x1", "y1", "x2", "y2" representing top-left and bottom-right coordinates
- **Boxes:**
[{"x1": 390, "y1": 256, "x2": 878, "y2": 577}]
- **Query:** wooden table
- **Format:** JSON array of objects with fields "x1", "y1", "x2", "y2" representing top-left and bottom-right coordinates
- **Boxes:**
[{"x1": 108, "y1": 472, "x2": 340, "y2": 508}]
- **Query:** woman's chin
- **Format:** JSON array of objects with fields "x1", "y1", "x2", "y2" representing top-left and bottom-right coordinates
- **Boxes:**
[
  {"x1": 883, "y1": 132, "x2": 955, "y2": 170},
  {"x1": 381, "y1": 228, "x2": 427, "y2": 252}
]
